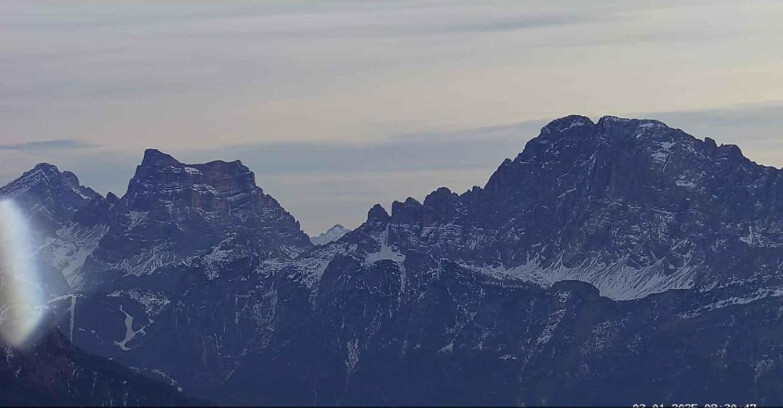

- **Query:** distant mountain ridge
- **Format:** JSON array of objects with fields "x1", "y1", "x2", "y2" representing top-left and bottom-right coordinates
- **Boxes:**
[
  {"x1": 310, "y1": 224, "x2": 350, "y2": 246},
  {"x1": 3, "y1": 116, "x2": 783, "y2": 405}
]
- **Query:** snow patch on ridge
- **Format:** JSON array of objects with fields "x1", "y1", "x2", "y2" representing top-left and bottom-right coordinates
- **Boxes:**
[
  {"x1": 113, "y1": 305, "x2": 152, "y2": 351},
  {"x1": 108, "y1": 289, "x2": 170, "y2": 316},
  {"x1": 679, "y1": 288, "x2": 783, "y2": 319},
  {"x1": 740, "y1": 224, "x2": 783, "y2": 248},
  {"x1": 36, "y1": 224, "x2": 109, "y2": 290},
  {"x1": 126, "y1": 211, "x2": 148, "y2": 231},
  {"x1": 114, "y1": 246, "x2": 179, "y2": 277},
  {"x1": 471, "y1": 253, "x2": 699, "y2": 301},
  {"x1": 365, "y1": 226, "x2": 405, "y2": 266}
]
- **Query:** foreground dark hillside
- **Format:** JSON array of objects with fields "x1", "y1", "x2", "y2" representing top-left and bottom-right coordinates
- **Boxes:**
[{"x1": 0, "y1": 326, "x2": 203, "y2": 406}]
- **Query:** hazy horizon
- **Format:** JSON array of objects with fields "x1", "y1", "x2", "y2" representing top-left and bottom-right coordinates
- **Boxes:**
[{"x1": 3, "y1": 1, "x2": 783, "y2": 233}]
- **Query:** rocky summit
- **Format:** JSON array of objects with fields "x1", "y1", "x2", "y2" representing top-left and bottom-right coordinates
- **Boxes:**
[
  {"x1": 311, "y1": 224, "x2": 351, "y2": 246},
  {"x1": 3, "y1": 116, "x2": 783, "y2": 406}
]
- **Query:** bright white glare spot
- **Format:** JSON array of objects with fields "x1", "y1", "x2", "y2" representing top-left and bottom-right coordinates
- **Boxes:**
[{"x1": 0, "y1": 199, "x2": 46, "y2": 348}]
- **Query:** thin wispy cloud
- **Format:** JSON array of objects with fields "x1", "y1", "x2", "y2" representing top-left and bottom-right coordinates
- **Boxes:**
[
  {"x1": 642, "y1": 102, "x2": 783, "y2": 135},
  {"x1": 2, "y1": 0, "x2": 783, "y2": 233},
  {"x1": 0, "y1": 139, "x2": 96, "y2": 151},
  {"x1": 188, "y1": 121, "x2": 544, "y2": 175}
]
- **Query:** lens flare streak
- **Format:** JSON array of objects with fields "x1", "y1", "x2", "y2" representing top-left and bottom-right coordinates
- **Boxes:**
[{"x1": 0, "y1": 199, "x2": 46, "y2": 347}]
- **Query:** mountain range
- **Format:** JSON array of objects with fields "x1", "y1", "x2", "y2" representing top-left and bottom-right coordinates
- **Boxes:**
[{"x1": 2, "y1": 115, "x2": 783, "y2": 406}]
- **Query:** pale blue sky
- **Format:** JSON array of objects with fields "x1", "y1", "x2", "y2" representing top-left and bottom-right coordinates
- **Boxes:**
[{"x1": 1, "y1": 1, "x2": 782, "y2": 233}]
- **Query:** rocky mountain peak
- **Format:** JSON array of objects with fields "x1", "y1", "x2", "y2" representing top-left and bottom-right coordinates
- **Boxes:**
[
  {"x1": 353, "y1": 114, "x2": 783, "y2": 301},
  {"x1": 310, "y1": 224, "x2": 351, "y2": 246},
  {"x1": 139, "y1": 148, "x2": 250, "y2": 179},
  {"x1": 595, "y1": 114, "x2": 665, "y2": 128},
  {"x1": 140, "y1": 148, "x2": 178, "y2": 166},
  {"x1": 366, "y1": 204, "x2": 391, "y2": 225},
  {"x1": 32, "y1": 162, "x2": 61, "y2": 175},
  {"x1": 2, "y1": 162, "x2": 95, "y2": 198},
  {"x1": 85, "y1": 148, "x2": 311, "y2": 286},
  {"x1": 538, "y1": 114, "x2": 594, "y2": 136},
  {"x1": 490, "y1": 114, "x2": 738, "y2": 196},
  {"x1": 424, "y1": 187, "x2": 454, "y2": 202},
  {"x1": 0, "y1": 162, "x2": 101, "y2": 230},
  {"x1": 124, "y1": 149, "x2": 259, "y2": 213}
]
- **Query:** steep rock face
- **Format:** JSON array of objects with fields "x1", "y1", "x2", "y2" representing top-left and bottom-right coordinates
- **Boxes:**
[
  {"x1": 371, "y1": 115, "x2": 783, "y2": 300},
  {"x1": 85, "y1": 149, "x2": 311, "y2": 290},
  {"x1": 0, "y1": 164, "x2": 107, "y2": 292}
]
